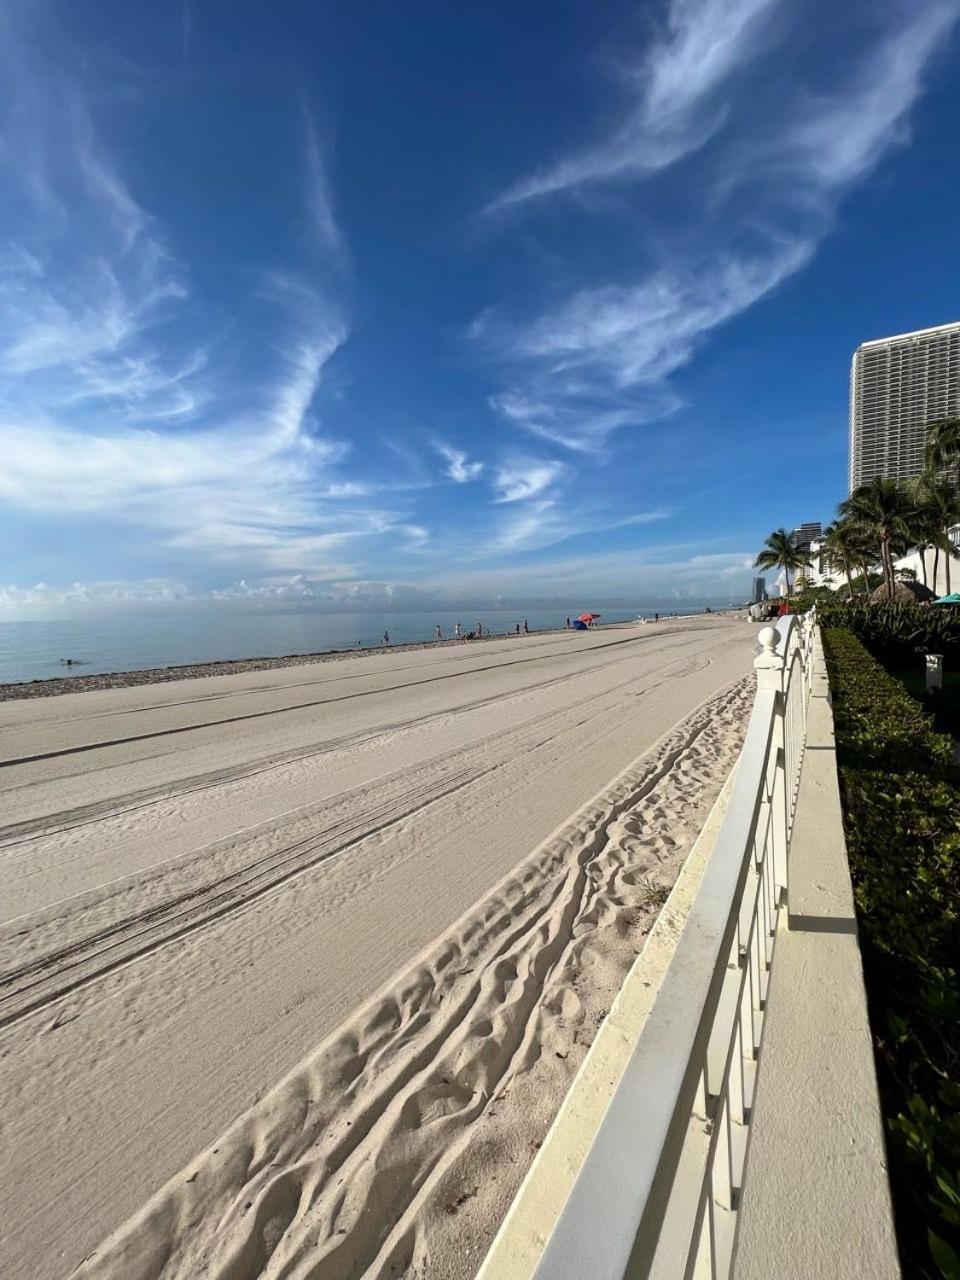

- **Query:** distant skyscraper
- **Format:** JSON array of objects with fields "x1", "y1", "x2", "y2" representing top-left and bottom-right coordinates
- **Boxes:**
[
  {"x1": 849, "y1": 320, "x2": 960, "y2": 492},
  {"x1": 752, "y1": 576, "x2": 767, "y2": 603}
]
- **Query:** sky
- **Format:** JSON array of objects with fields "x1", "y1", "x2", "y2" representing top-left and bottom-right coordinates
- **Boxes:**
[{"x1": 1, "y1": 0, "x2": 959, "y2": 617}]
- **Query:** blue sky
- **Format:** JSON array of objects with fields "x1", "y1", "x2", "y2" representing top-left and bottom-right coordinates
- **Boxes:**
[{"x1": 1, "y1": 0, "x2": 959, "y2": 616}]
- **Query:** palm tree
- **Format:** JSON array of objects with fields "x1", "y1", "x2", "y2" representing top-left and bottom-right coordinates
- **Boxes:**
[
  {"x1": 820, "y1": 520, "x2": 861, "y2": 598},
  {"x1": 840, "y1": 478, "x2": 917, "y2": 602},
  {"x1": 926, "y1": 417, "x2": 960, "y2": 483},
  {"x1": 754, "y1": 529, "x2": 810, "y2": 596},
  {"x1": 911, "y1": 476, "x2": 944, "y2": 590},
  {"x1": 919, "y1": 475, "x2": 960, "y2": 595},
  {"x1": 853, "y1": 537, "x2": 878, "y2": 595},
  {"x1": 906, "y1": 479, "x2": 936, "y2": 588}
]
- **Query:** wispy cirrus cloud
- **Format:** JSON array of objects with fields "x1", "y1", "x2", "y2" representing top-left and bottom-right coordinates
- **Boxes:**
[
  {"x1": 490, "y1": 0, "x2": 779, "y2": 211},
  {"x1": 0, "y1": 3, "x2": 430, "y2": 578},
  {"x1": 436, "y1": 442, "x2": 484, "y2": 483},
  {"x1": 490, "y1": 499, "x2": 668, "y2": 553},
  {"x1": 481, "y1": 0, "x2": 960, "y2": 453},
  {"x1": 480, "y1": 454, "x2": 667, "y2": 553},
  {"x1": 488, "y1": 389, "x2": 679, "y2": 454},
  {"x1": 493, "y1": 457, "x2": 566, "y2": 503},
  {"x1": 300, "y1": 94, "x2": 344, "y2": 258}
]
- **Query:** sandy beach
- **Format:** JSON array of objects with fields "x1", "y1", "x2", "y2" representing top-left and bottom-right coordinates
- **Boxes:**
[{"x1": 0, "y1": 617, "x2": 754, "y2": 1279}]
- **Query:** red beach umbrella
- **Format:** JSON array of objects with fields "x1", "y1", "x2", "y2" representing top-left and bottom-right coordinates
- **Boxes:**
[{"x1": 577, "y1": 612, "x2": 601, "y2": 622}]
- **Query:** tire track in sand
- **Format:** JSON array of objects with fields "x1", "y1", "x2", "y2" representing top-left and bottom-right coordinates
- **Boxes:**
[
  {"x1": 0, "y1": 631, "x2": 660, "y2": 770},
  {"x1": 0, "y1": 650, "x2": 712, "y2": 1021},
  {"x1": 71, "y1": 675, "x2": 753, "y2": 1280},
  {"x1": 0, "y1": 642, "x2": 710, "y2": 848}
]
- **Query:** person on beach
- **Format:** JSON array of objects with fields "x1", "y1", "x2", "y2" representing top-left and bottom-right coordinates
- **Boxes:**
[
  {"x1": 655, "y1": 612, "x2": 660, "y2": 623},
  {"x1": 523, "y1": 619, "x2": 529, "y2": 633},
  {"x1": 565, "y1": 616, "x2": 570, "y2": 629},
  {"x1": 476, "y1": 622, "x2": 483, "y2": 637},
  {"x1": 383, "y1": 630, "x2": 389, "y2": 646},
  {"x1": 454, "y1": 622, "x2": 461, "y2": 640},
  {"x1": 515, "y1": 623, "x2": 520, "y2": 634},
  {"x1": 436, "y1": 625, "x2": 443, "y2": 642}
]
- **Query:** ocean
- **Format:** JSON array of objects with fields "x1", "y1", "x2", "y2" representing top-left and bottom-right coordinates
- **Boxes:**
[{"x1": 0, "y1": 603, "x2": 723, "y2": 685}]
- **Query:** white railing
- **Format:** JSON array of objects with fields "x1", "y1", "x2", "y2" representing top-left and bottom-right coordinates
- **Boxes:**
[{"x1": 529, "y1": 609, "x2": 818, "y2": 1280}]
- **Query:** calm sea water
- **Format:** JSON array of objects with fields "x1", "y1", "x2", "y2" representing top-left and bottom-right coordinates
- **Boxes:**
[{"x1": 0, "y1": 604, "x2": 720, "y2": 685}]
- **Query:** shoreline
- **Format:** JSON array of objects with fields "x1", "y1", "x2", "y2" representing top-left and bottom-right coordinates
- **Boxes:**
[
  {"x1": 0, "y1": 626, "x2": 571, "y2": 701},
  {"x1": 0, "y1": 612, "x2": 745, "y2": 702}
]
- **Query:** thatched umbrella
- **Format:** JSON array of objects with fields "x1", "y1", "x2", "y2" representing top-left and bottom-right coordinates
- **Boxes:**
[{"x1": 869, "y1": 580, "x2": 936, "y2": 605}]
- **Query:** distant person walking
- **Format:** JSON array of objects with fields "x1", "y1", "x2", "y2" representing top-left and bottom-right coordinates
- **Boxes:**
[
  {"x1": 454, "y1": 622, "x2": 461, "y2": 640},
  {"x1": 436, "y1": 625, "x2": 443, "y2": 641},
  {"x1": 565, "y1": 616, "x2": 570, "y2": 629},
  {"x1": 476, "y1": 622, "x2": 483, "y2": 638},
  {"x1": 515, "y1": 623, "x2": 520, "y2": 634},
  {"x1": 523, "y1": 619, "x2": 529, "y2": 634},
  {"x1": 383, "y1": 630, "x2": 390, "y2": 646},
  {"x1": 654, "y1": 612, "x2": 660, "y2": 622}
]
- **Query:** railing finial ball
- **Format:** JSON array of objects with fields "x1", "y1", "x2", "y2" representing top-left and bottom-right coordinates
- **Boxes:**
[{"x1": 757, "y1": 626, "x2": 779, "y2": 652}]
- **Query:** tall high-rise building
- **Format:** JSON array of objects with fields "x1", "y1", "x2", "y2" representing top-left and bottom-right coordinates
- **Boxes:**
[
  {"x1": 849, "y1": 320, "x2": 960, "y2": 492},
  {"x1": 792, "y1": 522, "x2": 822, "y2": 546},
  {"x1": 752, "y1": 576, "x2": 767, "y2": 603}
]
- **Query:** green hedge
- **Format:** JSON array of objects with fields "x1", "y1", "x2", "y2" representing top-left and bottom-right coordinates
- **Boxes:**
[
  {"x1": 818, "y1": 600, "x2": 960, "y2": 663},
  {"x1": 822, "y1": 628, "x2": 960, "y2": 1278}
]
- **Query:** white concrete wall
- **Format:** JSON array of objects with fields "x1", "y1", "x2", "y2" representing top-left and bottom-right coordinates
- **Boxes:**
[
  {"x1": 796, "y1": 525, "x2": 960, "y2": 597},
  {"x1": 895, "y1": 538, "x2": 960, "y2": 595}
]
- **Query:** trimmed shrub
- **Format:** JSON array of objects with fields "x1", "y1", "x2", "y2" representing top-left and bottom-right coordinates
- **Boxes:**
[
  {"x1": 818, "y1": 600, "x2": 960, "y2": 664},
  {"x1": 822, "y1": 628, "x2": 960, "y2": 1278}
]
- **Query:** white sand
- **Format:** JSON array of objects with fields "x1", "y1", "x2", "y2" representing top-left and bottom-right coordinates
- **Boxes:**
[{"x1": 0, "y1": 618, "x2": 754, "y2": 1279}]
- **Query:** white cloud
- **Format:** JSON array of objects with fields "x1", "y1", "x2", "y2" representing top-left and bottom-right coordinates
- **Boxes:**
[
  {"x1": 493, "y1": 498, "x2": 559, "y2": 549},
  {"x1": 300, "y1": 95, "x2": 344, "y2": 257},
  {"x1": 482, "y1": 1, "x2": 960, "y2": 452},
  {"x1": 0, "y1": 12, "x2": 187, "y2": 401},
  {"x1": 0, "y1": 541, "x2": 750, "y2": 619},
  {"x1": 437, "y1": 442, "x2": 484, "y2": 482},
  {"x1": 320, "y1": 481, "x2": 373, "y2": 498},
  {"x1": 774, "y1": 1, "x2": 958, "y2": 190},
  {"x1": 0, "y1": 5, "x2": 434, "y2": 578},
  {"x1": 433, "y1": 544, "x2": 756, "y2": 597},
  {"x1": 489, "y1": 390, "x2": 681, "y2": 453},
  {"x1": 489, "y1": 498, "x2": 668, "y2": 554},
  {"x1": 0, "y1": 320, "x2": 362, "y2": 570},
  {"x1": 493, "y1": 457, "x2": 566, "y2": 503},
  {"x1": 501, "y1": 235, "x2": 812, "y2": 390},
  {"x1": 490, "y1": 0, "x2": 779, "y2": 210},
  {"x1": 399, "y1": 523, "x2": 430, "y2": 549}
]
